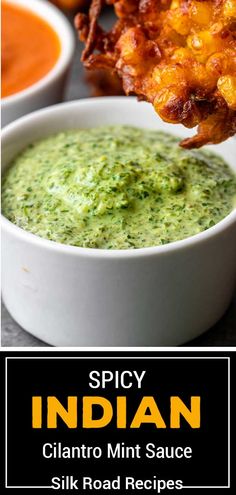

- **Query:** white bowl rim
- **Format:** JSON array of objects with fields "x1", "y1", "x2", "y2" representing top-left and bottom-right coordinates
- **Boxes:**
[
  {"x1": 2, "y1": 96, "x2": 236, "y2": 259},
  {"x1": 1, "y1": 0, "x2": 75, "y2": 105}
]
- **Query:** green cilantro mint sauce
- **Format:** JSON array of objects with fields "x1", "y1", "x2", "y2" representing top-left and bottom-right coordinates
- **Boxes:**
[{"x1": 2, "y1": 126, "x2": 236, "y2": 249}]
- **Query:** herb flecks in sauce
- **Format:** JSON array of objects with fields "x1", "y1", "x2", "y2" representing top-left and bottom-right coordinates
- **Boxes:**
[{"x1": 2, "y1": 126, "x2": 236, "y2": 249}]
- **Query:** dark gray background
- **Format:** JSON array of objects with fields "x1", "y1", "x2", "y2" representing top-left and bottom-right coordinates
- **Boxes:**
[{"x1": 1, "y1": 9, "x2": 236, "y2": 346}]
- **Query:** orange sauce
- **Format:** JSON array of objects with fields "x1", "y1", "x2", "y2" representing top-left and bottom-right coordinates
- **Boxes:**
[{"x1": 1, "y1": 1, "x2": 61, "y2": 98}]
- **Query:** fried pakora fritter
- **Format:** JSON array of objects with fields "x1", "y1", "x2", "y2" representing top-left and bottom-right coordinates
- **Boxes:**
[
  {"x1": 75, "y1": 0, "x2": 236, "y2": 148},
  {"x1": 52, "y1": 0, "x2": 88, "y2": 11},
  {"x1": 86, "y1": 69, "x2": 124, "y2": 95}
]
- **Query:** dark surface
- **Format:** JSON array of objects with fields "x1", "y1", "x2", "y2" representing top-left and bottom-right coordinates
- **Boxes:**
[{"x1": 1, "y1": 10, "x2": 236, "y2": 347}]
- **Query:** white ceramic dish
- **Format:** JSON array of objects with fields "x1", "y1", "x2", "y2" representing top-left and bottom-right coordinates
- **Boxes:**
[
  {"x1": 1, "y1": 0, "x2": 75, "y2": 127},
  {"x1": 2, "y1": 97, "x2": 236, "y2": 346}
]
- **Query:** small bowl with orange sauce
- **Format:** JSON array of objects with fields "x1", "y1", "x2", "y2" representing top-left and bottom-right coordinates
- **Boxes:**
[{"x1": 1, "y1": 0, "x2": 75, "y2": 126}]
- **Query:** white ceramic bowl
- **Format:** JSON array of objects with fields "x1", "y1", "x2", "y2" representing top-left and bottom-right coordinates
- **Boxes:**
[
  {"x1": 2, "y1": 97, "x2": 236, "y2": 346},
  {"x1": 1, "y1": 0, "x2": 75, "y2": 127}
]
